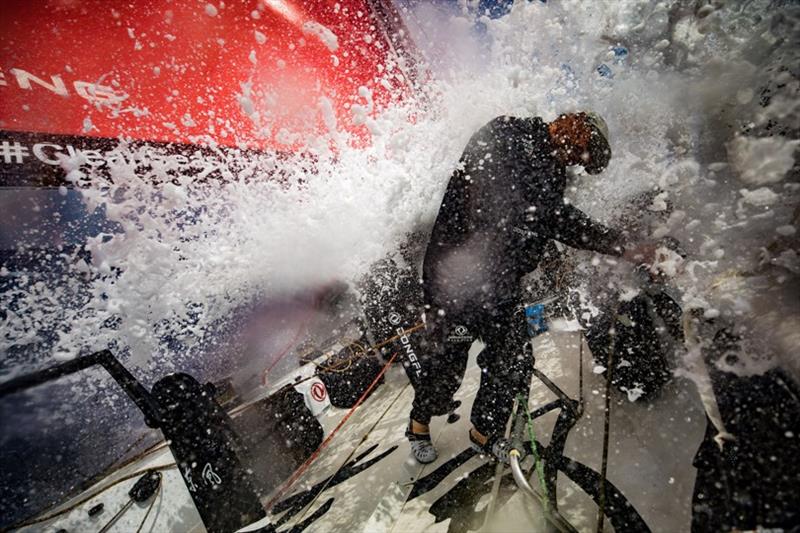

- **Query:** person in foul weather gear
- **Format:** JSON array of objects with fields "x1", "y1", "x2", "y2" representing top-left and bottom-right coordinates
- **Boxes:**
[
  {"x1": 406, "y1": 111, "x2": 651, "y2": 464},
  {"x1": 584, "y1": 236, "x2": 687, "y2": 402}
]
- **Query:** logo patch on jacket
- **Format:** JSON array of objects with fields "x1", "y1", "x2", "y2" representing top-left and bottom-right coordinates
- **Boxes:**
[{"x1": 447, "y1": 325, "x2": 473, "y2": 343}]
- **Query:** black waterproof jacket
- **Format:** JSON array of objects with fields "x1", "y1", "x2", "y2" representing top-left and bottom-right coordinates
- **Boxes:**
[{"x1": 423, "y1": 116, "x2": 623, "y2": 308}]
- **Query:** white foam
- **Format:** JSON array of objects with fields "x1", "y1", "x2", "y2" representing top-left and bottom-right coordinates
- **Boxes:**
[{"x1": 2, "y1": 0, "x2": 798, "y2": 386}]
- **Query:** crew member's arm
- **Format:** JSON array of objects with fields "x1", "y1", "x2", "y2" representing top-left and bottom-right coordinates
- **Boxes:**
[{"x1": 548, "y1": 203, "x2": 625, "y2": 256}]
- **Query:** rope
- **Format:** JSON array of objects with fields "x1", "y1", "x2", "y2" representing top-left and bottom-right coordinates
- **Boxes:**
[
  {"x1": 264, "y1": 351, "x2": 401, "y2": 513},
  {"x1": 522, "y1": 394, "x2": 549, "y2": 508},
  {"x1": 578, "y1": 330, "x2": 585, "y2": 414},
  {"x1": 260, "y1": 319, "x2": 313, "y2": 385},
  {"x1": 260, "y1": 282, "x2": 338, "y2": 386},
  {"x1": 289, "y1": 375, "x2": 411, "y2": 527},
  {"x1": 135, "y1": 481, "x2": 161, "y2": 533},
  {"x1": 312, "y1": 341, "x2": 366, "y2": 373},
  {"x1": 8, "y1": 464, "x2": 177, "y2": 530},
  {"x1": 369, "y1": 322, "x2": 425, "y2": 353},
  {"x1": 260, "y1": 322, "x2": 425, "y2": 391},
  {"x1": 595, "y1": 324, "x2": 616, "y2": 533},
  {"x1": 14, "y1": 321, "x2": 426, "y2": 531}
]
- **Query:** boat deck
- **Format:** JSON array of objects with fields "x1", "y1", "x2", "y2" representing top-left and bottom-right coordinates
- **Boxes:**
[{"x1": 20, "y1": 328, "x2": 707, "y2": 532}]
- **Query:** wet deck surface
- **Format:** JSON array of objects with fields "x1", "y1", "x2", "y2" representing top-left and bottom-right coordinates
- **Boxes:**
[
  {"x1": 251, "y1": 328, "x2": 707, "y2": 532},
  {"x1": 25, "y1": 328, "x2": 707, "y2": 532}
]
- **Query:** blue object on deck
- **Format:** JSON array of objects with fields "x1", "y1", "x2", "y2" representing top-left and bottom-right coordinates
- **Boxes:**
[
  {"x1": 525, "y1": 303, "x2": 548, "y2": 337},
  {"x1": 597, "y1": 63, "x2": 614, "y2": 78},
  {"x1": 612, "y1": 46, "x2": 628, "y2": 61}
]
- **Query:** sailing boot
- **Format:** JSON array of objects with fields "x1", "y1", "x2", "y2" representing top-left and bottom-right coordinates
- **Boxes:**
[
  {"x1": 406, "y1": 422, "x2": 438, "y2": 464},
  {"x1": 469, "y1": 429, "x2": 511, "y2": 464}
]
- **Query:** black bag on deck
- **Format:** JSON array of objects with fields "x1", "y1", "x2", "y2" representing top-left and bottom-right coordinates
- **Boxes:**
[
  {"x1": 231, "y1": 384, "x2": 324, "y2": 497},
  {"x1": 586, "y1": 288, "x2": 683, "y2": 401},
  {"x1": 316, "y1": 346, "x2": 384, "y2": 408}
]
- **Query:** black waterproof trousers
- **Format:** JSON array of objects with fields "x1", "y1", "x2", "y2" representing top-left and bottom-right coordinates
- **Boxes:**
[{"x1": 410, "y1": 298, "x2": 534, "y2": 438}]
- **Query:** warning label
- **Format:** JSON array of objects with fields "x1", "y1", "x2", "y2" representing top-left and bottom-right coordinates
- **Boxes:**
[{"x1": 310, "y1": 382, "x2": 327, "y2": 403}]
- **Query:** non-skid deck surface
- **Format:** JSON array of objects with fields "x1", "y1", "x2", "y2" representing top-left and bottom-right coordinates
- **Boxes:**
[
  {"x1": 251, "y1": 329, "x2": 707, "y2": 533},
  {"x1": 27, "y1": 329, "x2": 707, "y2": 532}
]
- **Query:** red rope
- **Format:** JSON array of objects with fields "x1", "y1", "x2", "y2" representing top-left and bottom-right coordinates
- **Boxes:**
[
  {"x1": 260, "y1": 316, "x2": 314, "y2": 386},
  {"x1": 260, "y1": 285, "x2": 333, "y2": 386},
  {"x1": 264, "y1": 351, "x2": 400, "y2": 512}
]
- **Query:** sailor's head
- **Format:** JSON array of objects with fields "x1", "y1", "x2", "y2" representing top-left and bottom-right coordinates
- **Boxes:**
[{"x1": 547, "y1": 112, "x2": 611, "y2": 174}]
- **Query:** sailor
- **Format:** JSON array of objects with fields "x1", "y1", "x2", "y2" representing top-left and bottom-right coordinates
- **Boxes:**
[
  {"x1": 407, "y1": 112, "x2": 653, "y2": 463},
  {"x1": 584, "y1": 236, "x2": 687, "y2": 402}
]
